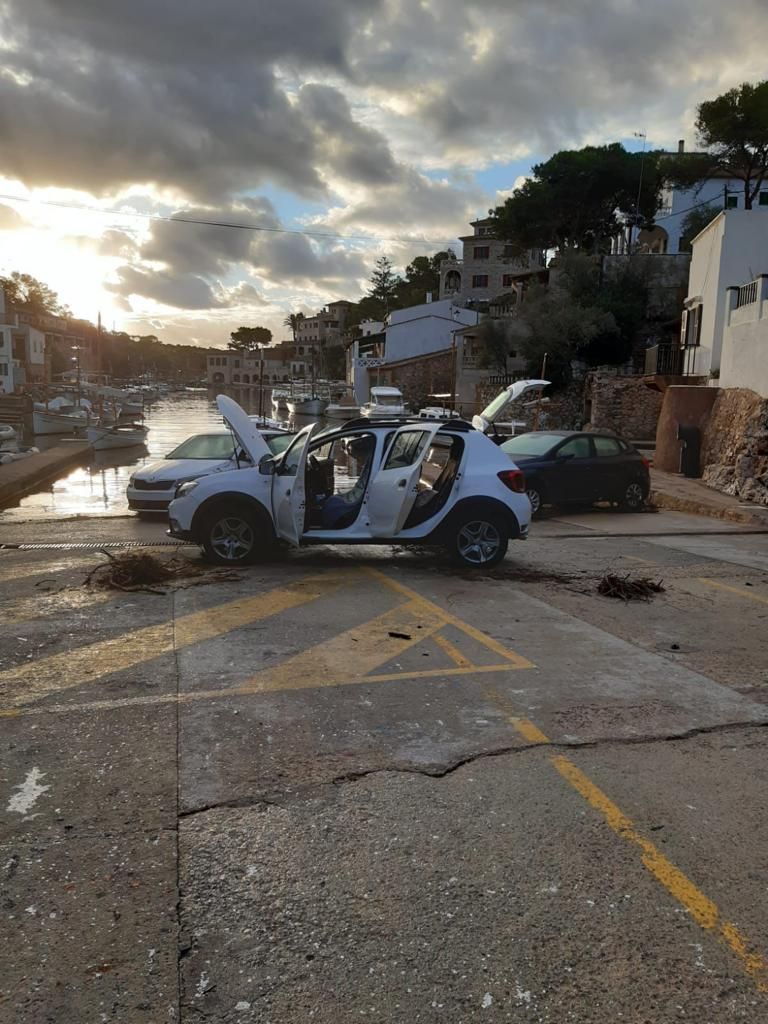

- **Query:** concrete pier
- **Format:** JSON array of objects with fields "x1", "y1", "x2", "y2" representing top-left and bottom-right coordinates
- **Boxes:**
[{"x1": 0, "y1": 440, "x2": 93, "y2": 507}]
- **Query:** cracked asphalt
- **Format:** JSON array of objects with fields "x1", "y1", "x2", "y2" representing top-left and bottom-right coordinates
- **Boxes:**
[{"x1": 1, "y1": 509, "x2": 768, "y2": 1022}]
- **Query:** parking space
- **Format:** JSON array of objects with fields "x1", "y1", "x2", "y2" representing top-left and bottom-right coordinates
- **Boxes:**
[{"x1": 2, "y1": 516, "x2": 768, "y2": 1020}]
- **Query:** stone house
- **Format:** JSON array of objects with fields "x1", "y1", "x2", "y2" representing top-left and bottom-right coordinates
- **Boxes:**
[{"x1": 438, "y1": 218, "x2": 542, "y2": 305}]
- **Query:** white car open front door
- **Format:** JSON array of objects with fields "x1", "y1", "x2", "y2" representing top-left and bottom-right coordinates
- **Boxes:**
[
  {"x1": 365, "y1": 423, "x2": 443, "y2": 537},
  {"x1": 271, "y1": 422, "x2": 318, "y2": 545}
]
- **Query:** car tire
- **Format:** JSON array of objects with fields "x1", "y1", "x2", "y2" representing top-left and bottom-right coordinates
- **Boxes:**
[
  {"x1": 619, "y1": 479, "x2": 648, "y2": 511},
  {"x1": 526, "y1": 484, "x2": 545, "y2": 518},
  {"x1": 449, "y1": 513, "x2": 509, "y2": 569},
  {"x1": 201, "y1": 505, "x2": 269, "y2": 565}
]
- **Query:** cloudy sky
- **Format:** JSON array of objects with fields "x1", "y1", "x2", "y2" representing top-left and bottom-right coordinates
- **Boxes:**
[{"x1": 0, "y1": 0, "x2": 764, "y2": 348}]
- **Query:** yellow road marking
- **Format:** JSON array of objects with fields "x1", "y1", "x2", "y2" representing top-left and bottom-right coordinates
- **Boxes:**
[
  {"x1": 0, "y1": 665, "x2": 517, "y2": 719},
  {"x1": 364, "y1": 567, "x2": 534, "y2": 668},
  {"x1": 698, "y1": 577, "x2": 768, "y2": 607},
  {"x1": 0, "y1": 572, "x2": 346, "y2": 708},
  {"x1": 1, "y1": 589, "x2": 113, "y2": 626},
  {"x1": 241, "y1": 599, "x2": 447, "y2": 694},
  {"x1": 433, "y1": 631, "x2": 473, "y2": 668},
  {"x1": 0, "y1": 557, "x2": 90, "y2": 585},
  {"x1": 623, "y1": 553, "x2": 655, "y2": 565},
  {"x1": 480, "y1": 684, "x2": 768, "y2": 993},
  {"x1": 552, "y1": 755, "x2": 768, "y2": 992}
]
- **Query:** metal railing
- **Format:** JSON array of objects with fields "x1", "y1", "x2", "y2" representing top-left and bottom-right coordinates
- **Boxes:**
[
  {"x1": 645, "y1": 344, "x2": 684, "y2": 376},
  {"x1": 737, "y1": 279, "x2": 759, "y2": 308}
]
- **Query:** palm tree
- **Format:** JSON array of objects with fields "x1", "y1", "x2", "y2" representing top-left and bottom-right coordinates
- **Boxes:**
[{"x1": 283, "y1": 312, "x2": 305, "y2": 343}]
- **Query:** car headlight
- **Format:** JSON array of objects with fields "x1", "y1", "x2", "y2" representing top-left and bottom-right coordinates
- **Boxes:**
[{"x1": 175, "y1": 479, "x2": 200, "y2": 498}]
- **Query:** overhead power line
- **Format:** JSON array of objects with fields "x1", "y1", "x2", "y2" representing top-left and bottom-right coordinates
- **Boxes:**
[{"x1": 0, "y1": 192, "x2": 457, "y2": 247}]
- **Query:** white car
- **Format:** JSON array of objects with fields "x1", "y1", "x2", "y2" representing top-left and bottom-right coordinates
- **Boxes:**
[
  {"x1": 127, "y1": 427, "x2": 294, "y2": 513},
  {"x1": 166, "y1": 386, "x2": 544, "y2": 568}
]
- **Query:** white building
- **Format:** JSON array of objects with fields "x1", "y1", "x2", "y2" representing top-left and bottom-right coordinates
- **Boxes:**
[
  {"x1": 351, "y1": 299, "x2": 479, "y2": 404},
  {"x1": 207, "y1": 344, "x2": 309, "y2": 387},
  {"x1": 719, "y1": 275, "x2": 768, "y2": 397},
  {"x1": 681, "y1": 209, "x2": 768, "y2": 379},
  {"x1": 0, "y1": 289, "x2": 46, "y2": 391}
]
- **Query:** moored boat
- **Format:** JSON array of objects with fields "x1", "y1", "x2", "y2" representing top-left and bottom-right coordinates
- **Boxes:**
[
  {"x1": 32, "y1": 407, "x2": 89, "y2": 435},
  {"x1": 360, "y1": 386, "x2": 406, "y2": 418},
  {"x1": 286, "y1": 395, "x2": 329, "y2": 416},
  {"x1": 86, "y1": 422, "x2": 149, "y2": 450}
]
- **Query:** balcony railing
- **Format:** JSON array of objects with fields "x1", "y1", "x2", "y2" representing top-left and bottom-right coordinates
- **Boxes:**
[
  {"x1": 645, "y1": 344, "x2": 684, "y2": 376},
  {"x1": 737, "y1": 280, "x2": 759, "y2": 308}
]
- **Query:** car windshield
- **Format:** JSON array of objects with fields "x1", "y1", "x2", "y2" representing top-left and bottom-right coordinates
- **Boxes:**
[
  {"x1": 500, "y1": 433, "x2": 563, "y2": 457},
  {"x1": 167, "y1": 434, "x2": 236, "y2": 459}
]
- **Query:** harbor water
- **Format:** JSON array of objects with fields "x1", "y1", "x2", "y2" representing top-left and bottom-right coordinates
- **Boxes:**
[{"x1": 0, "y1": 389, "x2": 326, "y2": 523}]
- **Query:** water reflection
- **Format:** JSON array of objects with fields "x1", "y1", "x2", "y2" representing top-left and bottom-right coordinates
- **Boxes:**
[{"x1": 1, "y1": 387, "x2": 329, "y2": 522}]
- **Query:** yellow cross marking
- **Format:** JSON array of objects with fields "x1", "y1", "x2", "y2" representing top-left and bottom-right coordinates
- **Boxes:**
[
  {"x1": 698, "y1": 577, "x2": 768, "y2": 607},
  {"x1": 0, "y1": 572, "x2": 347, "y2": 709}
]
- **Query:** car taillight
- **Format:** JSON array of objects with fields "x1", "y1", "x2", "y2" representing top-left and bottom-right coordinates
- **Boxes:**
[
  {"x1": 497, "y1": 469, "x2": 526, "y2": 493},
  {"x1": 641, "y1": 456, "x2": 651, "y2": 469}
]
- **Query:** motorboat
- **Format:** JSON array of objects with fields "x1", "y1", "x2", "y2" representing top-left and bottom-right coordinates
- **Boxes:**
[
  {"x1": 325, "y1": 401, "x2": 361, "y2": 420},
  {"x1": 87, "y1": 422, "x2": 149, "y2": 451},
  {"x1": 0, "y1": 423, "x2": 17, "y2": 449},
  {"x1": 287, "y1": 394, "x2": 329, "y2": 416},
  {"x1": 271, "y1": 388, "x2": 290, "y2": 410},
  {"x1": 418, "y1": 406, "x2": 460, "y2": 421},
  {"x1": 360, "y1": 386, "x2": 406, "y2": 418}
]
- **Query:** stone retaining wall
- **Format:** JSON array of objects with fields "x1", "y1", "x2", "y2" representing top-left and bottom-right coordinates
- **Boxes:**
[
  {"x1": 701, "y1": 388, "x2": 768, "y2": 505},
  {"x1": 585, "y1": 372, "x2": 663, "y2": 440}
]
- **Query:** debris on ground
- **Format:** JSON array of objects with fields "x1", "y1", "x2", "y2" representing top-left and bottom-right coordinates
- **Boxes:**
[
  {"x1": 597, "y1": 573, "x2": 665, "y2": 601},
  {"x1": 84, "y1": 550, "x2": 239, "y2": 593}
]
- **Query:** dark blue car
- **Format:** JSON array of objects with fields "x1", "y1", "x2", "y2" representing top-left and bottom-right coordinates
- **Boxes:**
[{"x1": 500, "y1": 431, "x2": 651, "y2": 516}]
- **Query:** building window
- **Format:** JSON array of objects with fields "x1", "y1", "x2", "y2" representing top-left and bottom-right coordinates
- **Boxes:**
[
  {"x1": 298, "y1": 347, "x2": 304, "y2": 355},
  {"x1": 472, "y1": 274, "x2": 489, "y2": 288},
  {"x1": 726, "y1": 194, "x2": 738, "y2": 209},
  {"x1": 473, "y1": 246, "x2": 490, "y2": 259},
  {"x1": 502, "y1": 274, "x2": 514, "y2": 288},
  {"x1": 759, "y1": 191, "x2": 768, "y2": 206},
  {"x1": 682, "y1": 304, "x2": 703, "y2": 347},
  {"x1": 0, "y1": 363, "x2": 7, "y2": 375},
  {"x1": 233, "y1": 373, "x2": 240, "y2": 382},
  {"x1": 503, "y1": 244, "x2": 517, "y2": 258},
  {"x1": 234, "y1": 359, "x2": 240, "y2": 368}
]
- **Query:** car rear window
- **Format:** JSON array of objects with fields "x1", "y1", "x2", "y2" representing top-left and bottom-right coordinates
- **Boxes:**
[{"x1": 500, "y1": 433, "x2": 562, "y2": 457}]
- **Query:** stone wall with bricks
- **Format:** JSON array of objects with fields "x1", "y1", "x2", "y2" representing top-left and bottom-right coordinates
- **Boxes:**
[
  {"x1": 584, "y1": 372, "x2": 663, "y2": 440},
  {"x1": 377, "y1": 350, "x2": 453, "y2": 411}
]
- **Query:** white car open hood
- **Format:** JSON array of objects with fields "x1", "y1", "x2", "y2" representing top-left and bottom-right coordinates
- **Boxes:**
[
  {"x1": 216, "y1": 394, "x2": 272, "y2": 464},
  {"x1": 472, "y1": 379, "x2": 550, "y2": 433}
]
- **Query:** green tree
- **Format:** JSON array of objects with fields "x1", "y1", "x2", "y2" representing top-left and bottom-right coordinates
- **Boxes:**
[
  {"x1": 493, "y1": 144, "x2": 666, "y2": 253},
  {"x1": 368, "y1": 255, "x2": 400, "y2": 314},
  {"x1": 678, "y1": 206, "x2": 720, "y2": 252},
  {"x1": 228, "y1": 325, "x2": 272, "y2": 353},
  {"x1": 695, "y1": 80, "x2": 768, "y2": 209},
  {"x1": 393, "y1": 250, "x2": 454, "y2": 308},
  {"x1": 474, "y1": 319, "x2": 513, "y2": 372}
]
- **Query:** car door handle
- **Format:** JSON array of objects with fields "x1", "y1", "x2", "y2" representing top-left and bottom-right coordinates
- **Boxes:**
[
  {"x1": 397, "y1": 479, "x2": 407, "y2": 488},
  {"x1": 285, "y1": 488, "x2": 291, "y2": 496}
]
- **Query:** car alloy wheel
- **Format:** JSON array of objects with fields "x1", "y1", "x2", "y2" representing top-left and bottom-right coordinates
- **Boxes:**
[
  {"x1": 623, "y1": 481, "x2": 646, "y2": 510},
  {"x1": 526, "y1": 487, "x2": 543, "y2": 516},
  {"x1": 209, "y1": 515, "x2": 255, "y2": 562},
  {"x1": 456, "y1": 519, "x2": 503, "y2": 566}
]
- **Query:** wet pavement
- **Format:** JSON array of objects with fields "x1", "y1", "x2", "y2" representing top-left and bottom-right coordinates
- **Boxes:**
[{"x1": 1, "y1": 510, "x2": 768, "y2": 1021}]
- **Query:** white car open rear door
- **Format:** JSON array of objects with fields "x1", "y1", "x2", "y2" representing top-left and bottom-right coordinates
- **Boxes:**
[
  {"x1": 271, "y1": 422, "x2": 318, "y2": 545},
  {"x1": 366, "y1": 423, "x2": 443, "y2": 537},
  {"x1": 471, "y1": 379, "x2": 550, "y2": 433}
]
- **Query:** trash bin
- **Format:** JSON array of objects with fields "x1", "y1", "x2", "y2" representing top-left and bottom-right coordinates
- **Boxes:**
[{"x1": 677, "y1": 424, "x2": 701, "y2": 478}]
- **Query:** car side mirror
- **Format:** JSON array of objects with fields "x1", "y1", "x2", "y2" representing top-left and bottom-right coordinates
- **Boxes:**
[{"x1": 258, "y1": 454, "x2": 275, "y2": 475}]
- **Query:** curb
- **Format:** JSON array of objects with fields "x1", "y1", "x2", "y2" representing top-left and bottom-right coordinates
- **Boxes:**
[{"x1": 651, "y1": 488, "x2": 768, "y2": 527}]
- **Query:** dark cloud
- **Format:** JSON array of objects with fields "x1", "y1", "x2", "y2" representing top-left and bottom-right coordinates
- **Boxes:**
[
  {"x1": 108, "y1": 265, "x2": 224, "y2": 309},
  {"x1": 97, "y1": 229, "x2": 139, "y2": 258}
]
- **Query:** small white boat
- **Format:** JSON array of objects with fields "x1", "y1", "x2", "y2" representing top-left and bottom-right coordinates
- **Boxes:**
[
  {"x1": 418, "y1": 406, "x2": 460, "y2": 421},
  {"x1": 360, "y1": 386, "x2": 407, "y2": 418},
  {"x1": 0, "y1": 446, "x2": 39, "y2": 465},
  {"x1": 271, "y1": 388, "x2": 290, "y2": 410},
  {"x1": 0, "y1": 423, "x2": 16, "y2": 448},
  {"x1": 87, "y1": 422, "x2": 149, "y2": 450},
  {"x1": 32, "y1": 407, "x2": 89, "y2": 435},
  {"x1": 325, "y1": 402, "x2": 361, "y2": 420},
  {"x1": 287, "y1": 395, "x2": 329, "y2": 416}
]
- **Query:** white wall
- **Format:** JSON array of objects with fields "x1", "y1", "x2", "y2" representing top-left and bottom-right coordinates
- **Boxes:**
[
  {"x1": 385, "y1": 300, "x2": 478, "y2": 363},
  {"x1": 663, "y1": 178, "x2": 768, "y2": 253},
  {"x1": 719, "y1": 276, "x2": 768, "y2": 396},
  {"x1": 25, "y1": 326, "x2": 45, "y2": 366},
  {"x1": 685, "y1": 211, "x2": 768, "y2": 374}
]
